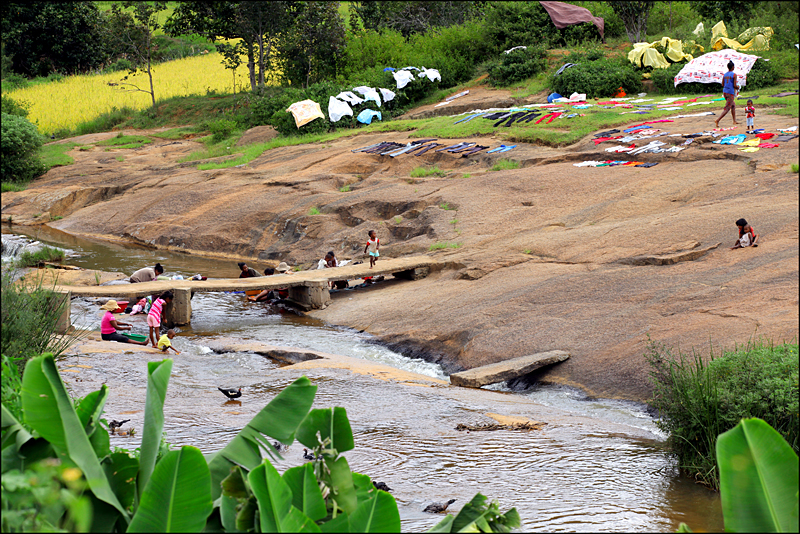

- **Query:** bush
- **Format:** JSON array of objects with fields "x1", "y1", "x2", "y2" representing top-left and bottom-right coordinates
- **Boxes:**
[
  {"x1": 550, "y1": 58, "x2": 642, "y2": 99},
  {"x1": 1, "y1": 112, "x2": 47, "y2": 183},
  {"x1": 646, "y1": 339, "x2": 799, "y2": 488},
  {"x1": 488, "y1": 47, "x2": 548, "y2": 86},
  {"x1": 1, "y1": 94, "x2": 30, "y2": 118},
  {"x1": 207, "y1": 118, "x2": 238, "y2": 143}
]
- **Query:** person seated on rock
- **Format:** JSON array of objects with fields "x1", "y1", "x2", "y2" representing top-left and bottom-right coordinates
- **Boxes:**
[
  {"x1": 250, "y1": 268, "x2": 278, "y2": 302},
  {"x1": 130, "y1": 263, "x2": 163, "y2": 283},
  {"x1": 238, "y1": 262, "x2": 261, "y2": 278},
  {"x1": 323, "y1": 251, "x2": 349, "y2": 290},
  {"x1": 731, "y1": 218, "x2": 759, "y2": 249},
  {"x1": 275, "y1": 262, "x2": 291, "y2": 298},
  {"x1": 100, "y1": 300, "x2": 147, "y2": 345}
]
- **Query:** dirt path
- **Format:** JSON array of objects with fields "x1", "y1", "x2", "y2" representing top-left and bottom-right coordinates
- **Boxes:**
[{"x1": 3, "y1": 105, "x2": 797, "y2": 401}]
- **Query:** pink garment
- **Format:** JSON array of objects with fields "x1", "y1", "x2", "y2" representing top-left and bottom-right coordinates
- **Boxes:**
[
  {"x1": 101, "y1": 311, "x2": 116, "y2": 334},
  {"x1": 148, "y1": 298, "x2": 165, "y2": 322},
  {"x1": 539, "y1": 1, "x2": 604, "y2": 39}
]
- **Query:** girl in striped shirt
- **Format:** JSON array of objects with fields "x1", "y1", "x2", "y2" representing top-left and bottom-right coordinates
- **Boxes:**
[{"x1": 147, "y1": 291, "x2": 173, "y2": 347}]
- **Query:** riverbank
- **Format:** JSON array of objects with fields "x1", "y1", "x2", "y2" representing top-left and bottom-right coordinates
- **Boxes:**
[{"x1": 2, "y1": 100, "x2": 798, "y2": 402}]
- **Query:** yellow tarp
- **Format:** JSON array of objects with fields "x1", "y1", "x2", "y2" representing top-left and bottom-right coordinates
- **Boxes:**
[
  {"x1": 628, "y1": 37, "x2": 695, "y2": 69},
  {"x1": 711, "y1": 21, "x2": 773, "y2": 51}
]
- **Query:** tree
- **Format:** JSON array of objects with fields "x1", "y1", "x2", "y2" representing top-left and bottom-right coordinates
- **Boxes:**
[
  {"x1": 349, "y1": 1, "x2": 486, "y2": 37},
  {"x1": 277, "y1": 1, "x2": 346, "y2": 87},
  {"x1": 608, "y1": 1, "x2": 655, "y2": 44},
  {"x1": 165, "y1": 1, "x2": 296, "y2": 92},
  {"x1": 1, "y1": 113, "x2": 47, "y2": 183},
  {"x1": 0, "y1": 2, "x2": 108, "y2": 77},
  {"x1": 106, "y1": 1, "x2": 168, "y2": 110},
  {"x1": 690, "y1": 1, "x2": 757, "y2": 24}
]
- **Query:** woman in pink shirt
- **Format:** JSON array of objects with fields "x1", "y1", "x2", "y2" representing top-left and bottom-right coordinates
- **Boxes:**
[
  {"x1": 147, "y1": 291, "x2": 173, "y2": 347},
  {"x1": 100, "y1": 300, "x2": 147, "y2": 344}
]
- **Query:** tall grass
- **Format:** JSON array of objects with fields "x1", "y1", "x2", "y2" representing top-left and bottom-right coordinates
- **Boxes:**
[
  {"x1": 17, "y1": 246, "x2": 65, "y2": 267},
  {"x1": 645, "y1": 338, "x2": 799, "y2": 489}
]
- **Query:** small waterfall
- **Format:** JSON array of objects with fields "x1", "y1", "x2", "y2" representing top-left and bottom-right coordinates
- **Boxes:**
[{"x1": 1, "y1": 234, "x2": 72, "y2": 264}]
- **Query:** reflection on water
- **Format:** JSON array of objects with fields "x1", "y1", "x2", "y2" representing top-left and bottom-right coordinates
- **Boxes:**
[{"x1": 10, "y1": 225, "x2": 723, "y2": 531}]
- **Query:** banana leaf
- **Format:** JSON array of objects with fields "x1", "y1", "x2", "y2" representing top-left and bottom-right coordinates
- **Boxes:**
[
  {"x1": 325, "y1": 456, "x2": 358, "y2": 515},
  {"x1": 248, "y1": 461, "x2": 321, "y2": 533},
  {"x1": 352, "y1": 472, "x2": 375, "y2": 505},
  {"x1": 128, "y1": 446, "x2": 214, "y2": 533},
  {"x1": 20, "y1": 354, "x2": 128, "y2": 520},
  {"x1": 283, "y1": 463, "x2": 327, "y2": 521},
  {"x1": 320, "y1": 514, "x2": 350, "y2": 533},
  {"x1": 137, "y1": 359, "x2": 173, "y2": 497},
  {"x1": 717, "y1": 418, "x2": 799, "y2": 533},
  {"x1": 103, "y1": 452, "x2": 139, "y2": 511},
  {"x1": 348, "y1": 490, "x2": 401, "y2": 533},
  {"x1": 75, "y1": 386, "x2": 108, "y2": 436},
  {"x1": 1, "y1": 404, "x2": 33, "y2": 472},
  {"x1": 296, "y1": 407, "x2": 354, "y2": 454},
  {"x1": 451, "y1": 493, "x2": 520, "y2": 533},
  {"x1": 426, "y1": 514, "x2": 455, "y2": 533},
  {"x1": 207, "y1": 376, "x2": 317, "y2": 500}
]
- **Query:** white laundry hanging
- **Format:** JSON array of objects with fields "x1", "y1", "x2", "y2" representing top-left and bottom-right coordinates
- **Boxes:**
[{"x1": 328, "y1": 96, "x2": 353, "y2": 122}]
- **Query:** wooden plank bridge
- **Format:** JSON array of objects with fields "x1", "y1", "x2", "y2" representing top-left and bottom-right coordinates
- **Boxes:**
[{"x1": 52, "y1": 256, "x2": 438, "y2": 329}]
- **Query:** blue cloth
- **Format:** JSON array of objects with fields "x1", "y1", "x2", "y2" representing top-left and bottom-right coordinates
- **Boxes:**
[
  {"x1": 723, "y1": 71, "x2": 736, "y2": 95},
  {"x1": 547, "y1": 93, "x2": 563, "y2": 103},
  {"x1": 356, "y1": 109, "x2": 382, "y2": 125},
  {"x1": 383, "y1": 67, "x2": 395, "y2": 72},
  {"x1": 624, "y1": 125, "x2": 651, "y2": 133},
  {"x1": 714, "y1": 134, "x2": 746, "y2": 145}
]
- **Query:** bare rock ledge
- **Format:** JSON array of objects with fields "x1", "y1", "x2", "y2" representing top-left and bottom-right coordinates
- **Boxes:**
[{"x1": 450, "y1": 350, "x2": 570, "y2": 388}]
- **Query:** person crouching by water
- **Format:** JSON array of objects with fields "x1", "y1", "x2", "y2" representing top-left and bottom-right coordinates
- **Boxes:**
[
  {"x1": 158, "y1": 329, "x2": 180, "y2": 354},
  {"x1": 130, "y1": 263, "x2": 163, "y2": 283},
  {"x1": 100, "y1": 300, "x2": 147, "y2": 345},
  {"x1": 147, "y1": 291, "x2": 173, "y2": 347},
  {"x1": 251, "y1": 268, "x2": 277, "y2": 302},
  {"x1": 731, "y1": 218, "x2": 759, "y2": 249},
  {"x1": 238, "y1": 262, "x2": 261, "y2": 278}
]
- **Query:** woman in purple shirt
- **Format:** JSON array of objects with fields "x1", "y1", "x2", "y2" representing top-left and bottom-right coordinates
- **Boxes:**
[{"x1": 715, "y1": 61, "x2": 739, "y2": 128}]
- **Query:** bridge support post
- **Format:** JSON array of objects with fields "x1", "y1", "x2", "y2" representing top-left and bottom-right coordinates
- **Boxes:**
[
  {"x1": 163, "y1": 287, "x2": 192, "y2": 327},
  {"x1": 288, "y1": 282, "x2": 331, "y2": 311}
]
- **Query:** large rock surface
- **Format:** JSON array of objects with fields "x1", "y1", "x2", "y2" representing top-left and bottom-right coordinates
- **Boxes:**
[{"x1": 2, "y1": 111, "x2": 798, "y2": 402}]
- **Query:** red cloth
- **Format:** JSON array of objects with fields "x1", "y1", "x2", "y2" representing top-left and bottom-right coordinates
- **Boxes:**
[
  {"x1": 673, "y1": 99, "x2": 698, "y2": 104},
  {"x1": 757, "y1": 143, "x2": 779, "y2": 148},
  {"x1": 539, "y1": 1, "x2": 604, "y2": 39},
  {"x1": 755, "y1": 133, "x2": 775, "y2": 140},
  {"x1": 593, "y1": 136, "x2": 622, "y2": 145}
]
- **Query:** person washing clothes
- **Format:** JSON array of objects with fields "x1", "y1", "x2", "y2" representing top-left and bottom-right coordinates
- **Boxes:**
[
  {"x1": 130, "y1": 263, "x2": 163, "y2": 283},
  {"x1": 99, "y1": 300, "x2": 148, "y2": 345},
  {"x1": 147, "y1": 291, "x2": 173, "y2": 347},
  {"x1": 731, "y1": 218, "x2": 759, "y2": 249},
  {"x1": 158, "y1": 329, "x2": 180, "y2": 354}
]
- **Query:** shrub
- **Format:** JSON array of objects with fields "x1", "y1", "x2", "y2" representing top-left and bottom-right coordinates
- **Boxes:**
[
  {"x1": 488, "y1": 47, "x2": 548, "y2": 87},
  {"x1": 1, "y1": 112, "x2": 47, "y2": 183},
  {"x1": 550, "y1": 58, "x2": 642, "y2": 99},
  {"x1": 1, "y1": 94, "x2": 30, "y2": 118},
  {"x1": 207, "y1": 118, "x2": 238, "y2": 142},
  {"x1": 17, "y1": 245, "x2": 65, "y2": 267},
  {"x1": 646, "y1": 339, "x2": 799, "y2": 488}
]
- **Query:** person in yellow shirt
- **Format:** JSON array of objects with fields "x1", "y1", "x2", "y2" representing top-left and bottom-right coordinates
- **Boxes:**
[{"x1": 157, "y1": 330, "x2": 179, "y2": 354}]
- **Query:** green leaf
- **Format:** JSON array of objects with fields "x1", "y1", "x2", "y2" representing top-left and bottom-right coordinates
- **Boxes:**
[
  {"x1": 207, "y1": 376, "x2": 317, "y2": 500},
  {"x1": 236, "y1": 497, "x2": 258, "y2": 532},
  {"x1": 21, "y1": 354, "x2": 128, "y2": 520},
  {"x1": 451, "y1": 493, "x2": 520, "y2": 533},
  {"x1": 717, "y1": 418, "x2": 799, "y2": 533},
  {"x1": 1, "y1": 403, "x2": 33, "y2": 473},
  {"x1": 89, "y1": 422, "x2": 111, "y2": 459},
  {"x1": 426, "y1": 514, "x2": 455, "y2": 533},
  {"x1": 349, "y1": 490, "x2": 401, "y2": 533},
  {"x1": 296, "y1": 407, "x2": 354, "y2": 454},
  {"x1": 676, "y1": 522, "x2": 694, "y2": 532},
  {"x1": 75, "y1": 386, "x2": 108, "y2": 436},
  {"x1": 219, "y1": 494, "x2": 241, "y2": 533},
  {"x1": 128, "y1": 446, "x2": 213, "y2": 533},
  {"x1": 248, "y1": 461, "x2": 321, "y2": 533},
  {"x1": 320, "y1": 513, "x2": 350, "y2": 533},
  {"x1": 283, "y1": 463, "x2": 327, "y2": 521},
  {"x1": 325, "y1": 456, "x2": 358, "y2": 515},
  {"x1": 103, "y1": 452, "x2": 139, "y2": 511},
  {"x1": 137, "y1": 359, "x2": 173, "y2": 497},
  {"x1": 221, "y1": 465, "x2": 250, "y2": 500},
  {"x1": 352, "y1": 472, "x2": 374, "y2": 505}
]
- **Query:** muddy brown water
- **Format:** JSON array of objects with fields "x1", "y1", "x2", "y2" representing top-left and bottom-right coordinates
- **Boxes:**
[{"x1": 4, "y1": 225, "x2": 724, "y2": 532}]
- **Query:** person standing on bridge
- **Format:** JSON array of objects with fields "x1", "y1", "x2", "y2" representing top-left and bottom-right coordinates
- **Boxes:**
[
  {"x1": 130, "y1": 263, "x2": 163, "y2": 283},
  {"x1": 147, "y1": 290, "x2": 173, "y2": 347},
  {"x1": 364, "y1": 230, "x2": 380, "y2": 269},
  {"x1": 238, "y1": 262, "x2": 261, "y2": 278}
]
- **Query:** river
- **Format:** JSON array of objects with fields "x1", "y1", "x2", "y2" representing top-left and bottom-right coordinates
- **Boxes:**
[{"x1": 2, "y1": 225, "x2": 724, "y2": 532}]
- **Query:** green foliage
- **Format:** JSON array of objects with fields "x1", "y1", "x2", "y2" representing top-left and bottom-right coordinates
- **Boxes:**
[
  {"x1": 349, "y1": 1, "x2": 485, "y2": 37},
  {"x1": 488, "y1": 47, "x2": 548, "y2": 87},
  {"x1": 411, "y1": 166, "x2": 446, "y2": 178},
  {"x1": 550, "y1": 58, "x2": 642, "y2": 99},
  {"x1": 206, "y1": 119, "x2": 238, "y2": 143},
  {"x1": 490, "y1": 159, "x2": 520, "y2": 171},
  {"x1": 308, "y1": 207, "x2": 321, "y2": 216},
  {"x1": 1, "y1": 113, "x2": 47, "y2": 183},
  {"x1": 716, "y1": 418, "x2": 799, "y2": 533},
  {"x1": 645, "y1": 339, "x2": 799, "y2": 489},
  {"x1": 609, "y1": 1, "x2": 656, "y2": 43},
  {"x1": 17, "y1": 246, "x2": 65, "y2": 267},
  {"x1": 690, "y1": 1, "x2": 757, "y2": 24},
  {"x1": 429, "y1": 242, "x2": 462, "y2": 250},
  {"x1": 484, "y1": 2, "x2": 603, "y2": 53},
  {"x1": 1, "y1": 95, "x2": 29, "y2": 118},
  {"x1": 0, "y1": 2, "x2": 110, "y2": 77},
  {"x1": 2, "y1": 355, "x2": 24, "y2": 424}
]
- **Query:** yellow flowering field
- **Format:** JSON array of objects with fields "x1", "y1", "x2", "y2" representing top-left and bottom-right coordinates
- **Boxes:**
[{"x1": 7, "y1": 52, "x2": 254, "y2": 134}]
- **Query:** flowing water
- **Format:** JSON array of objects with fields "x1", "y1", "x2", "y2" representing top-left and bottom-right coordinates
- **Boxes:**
[{"x1": 3, "y1": 226, "x2": 724, "y2": 532}]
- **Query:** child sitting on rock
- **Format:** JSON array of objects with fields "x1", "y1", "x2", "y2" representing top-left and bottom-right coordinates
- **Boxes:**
[
  {"x1": 731, "y1": 218, "x2": 759, "y2": 249},
  {"x1": 158, "y1": 329, "x2": 179, "y2": 354}
]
